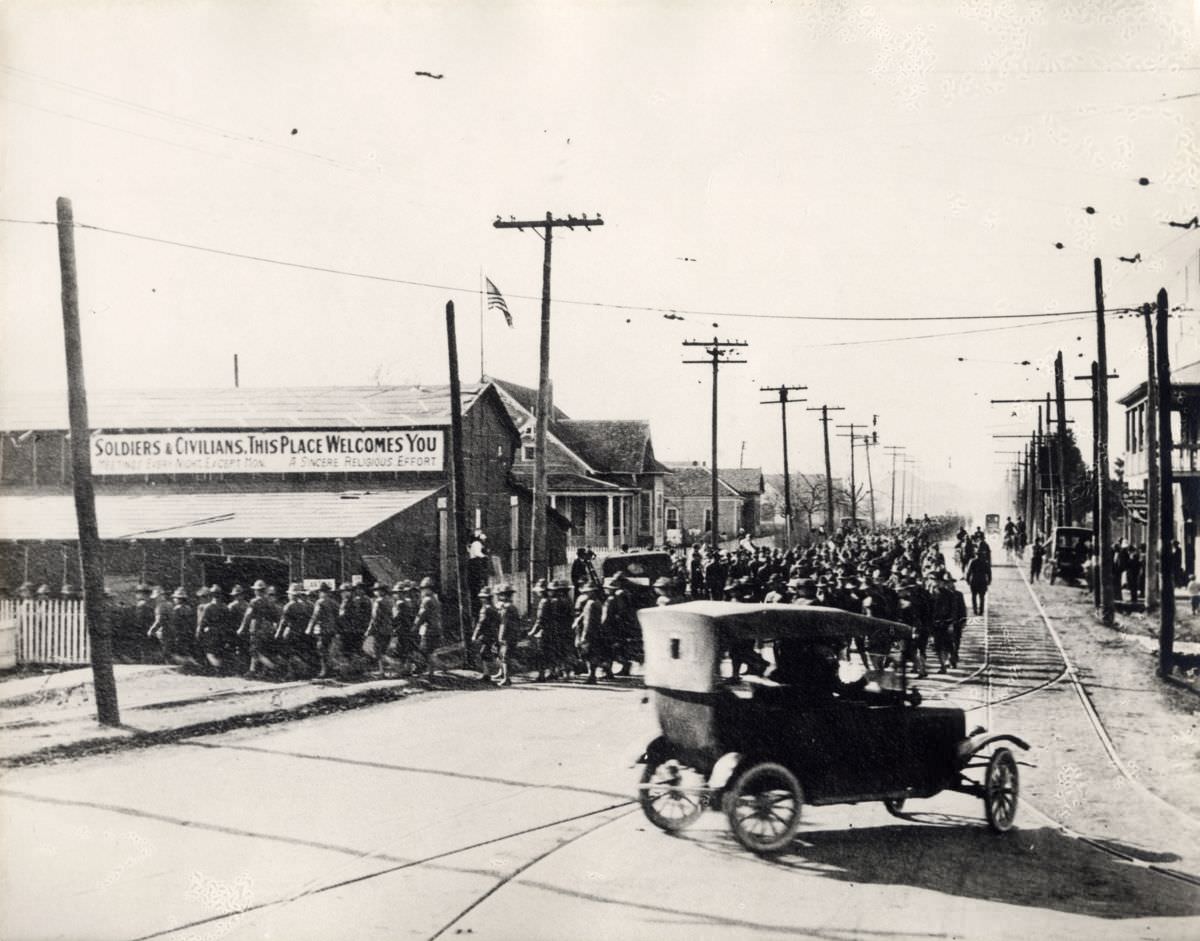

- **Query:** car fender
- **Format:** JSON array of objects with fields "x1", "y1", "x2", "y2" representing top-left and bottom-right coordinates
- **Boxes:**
[
  {"x1": 705, "y1": 752, "x2": 744, "y2": 792},
  {"x1": 633, "y1": 735, "x2": 673, "y2": 766},
  {"x1": 956, "y1": 732, "x2": 1030, "y2": 763}
]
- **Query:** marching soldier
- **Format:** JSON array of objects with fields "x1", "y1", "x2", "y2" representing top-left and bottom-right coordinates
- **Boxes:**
[
  {"x1": 276, "y1": 582, "x2": 314, "y2": 678},
  {"x1": 602, "y1": 574, "x2": 638, "y2": 677},
  {"x1": 305, "y1": 583, "x2": 340, "y2": 679},
  {"x1": 390, "y1": 581, "x2": 417, "y2": 673},
  {"x1": 549, "y1": 578, "x2": 577, "y2": 678},
  {"x1": 226, "y1": 585, "x2": 250, "y2": 672},
  {"x1": 413, "y1": 577, "x2": 443, "y2": 676},
  {"x1": 147, "y1": 586, "x2": 173, "y2": 663},
  {"x1": 196, "y1": 585, "x2": 232, "y2": 674},
  {"x1": 337, "y1": 582, "x2": 372, "y2": 672},
  {"x1": 528, "y1": 579, "x2": 553, "y2": 682},
  {"x1": 166, "y1": 587, "x2": 196, "y2": 668},
  {"x1": 129, "y1": 583, "x2": 155, "y2": 663},
  {"x1": 471, "y1": 586, "x2": 499, "y2": 680},
  {"x1": 239, "y1": 579, "x2": 277, "y2": 678},
  {"x1": 364, "y1": 583, "x2": 394, "y2": 678},
  {"x1": 575, "y1": 581, "x2": 607, "y2": 684},
  {"x1": 493, "y1": 584, "x2": 521, "y2": 687}
]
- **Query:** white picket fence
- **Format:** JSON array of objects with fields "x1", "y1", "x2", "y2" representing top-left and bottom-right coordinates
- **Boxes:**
[{"x1": 0, "y1": 599, "x2": 90, "y2": 666}]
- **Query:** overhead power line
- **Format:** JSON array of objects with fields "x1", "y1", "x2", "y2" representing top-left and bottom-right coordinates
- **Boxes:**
[{"x1": 0, "y1": 215, "x2": 1148, "y2": 324}]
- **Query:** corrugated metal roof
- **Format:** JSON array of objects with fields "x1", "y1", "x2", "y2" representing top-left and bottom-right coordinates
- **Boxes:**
[
  {"x1": 0, "y1": 384, "x2": 489, "y2": 432},
  {"x1": 0, "y1": 489, "x2": 440, "y2": 541}
]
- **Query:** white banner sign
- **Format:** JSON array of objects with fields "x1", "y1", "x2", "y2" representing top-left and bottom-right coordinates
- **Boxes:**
[{"x1": 91, "y1": 430, "x2": 444, "y2": 476}]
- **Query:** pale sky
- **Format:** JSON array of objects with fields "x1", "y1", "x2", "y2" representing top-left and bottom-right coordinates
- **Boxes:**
[{"x1": 2, "y1": 1, "x2": 1198, "y2": 516}]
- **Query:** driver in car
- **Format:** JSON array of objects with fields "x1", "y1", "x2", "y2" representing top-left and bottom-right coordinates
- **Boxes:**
[{"x1": 762, "y1": 638, "x2": 912, "y2": 705}]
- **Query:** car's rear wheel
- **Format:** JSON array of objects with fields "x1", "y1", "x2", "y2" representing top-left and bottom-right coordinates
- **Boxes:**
[
  {"x1": 883, "y1": 796, "x2": 907, "y2": 818},
  {"x1": 725, "y1": 761, "x2": 803, "y2": 856},
  {"x1": 639, "y1": 755, "x2": 705, "y2": 833},
  {"x1": 984, "y1": 747, "x2": 1019, "y2": 833}
]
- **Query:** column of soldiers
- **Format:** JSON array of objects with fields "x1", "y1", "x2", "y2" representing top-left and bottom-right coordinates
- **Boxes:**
[
  {"x1": 659, "y1": 518, "x2": 972, "y2": 677},
  {"x1": 115, "y1": 577, "x2": 446, "y2": 682}
]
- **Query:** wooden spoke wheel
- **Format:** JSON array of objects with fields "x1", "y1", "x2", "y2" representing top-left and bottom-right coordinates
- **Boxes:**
[
  {"x1": 639, "y1": 756, "x2": 705, "y2": 833},
  {"x1": 984, "y1": 747, "x2": 1019, "y2": 833},
  {"x1": 725, "y1": 762, "x2": 804, "y2": 856}
]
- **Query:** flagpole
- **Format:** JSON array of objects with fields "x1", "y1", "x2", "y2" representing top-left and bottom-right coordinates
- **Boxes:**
[{"x1": 479, "y1": 266, "x2": 485, "y2": 382}]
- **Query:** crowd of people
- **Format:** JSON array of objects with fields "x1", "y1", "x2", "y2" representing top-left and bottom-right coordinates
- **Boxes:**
[{"x1": 7, "y1": 513, "x2": 999, "y2": 686}]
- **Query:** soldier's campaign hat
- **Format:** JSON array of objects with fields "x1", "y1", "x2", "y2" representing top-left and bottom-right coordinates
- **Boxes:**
[
  {"x1": 135, "y1": 583, "x2": 152, "y2": 594},
  {"x1": 36, "y1": 584, "x2": 52, "y2": 596},
  {"x1": 318, "y1": 582, "x2": 333, "y2": 592},
  {"x1": 339, "y1": 581, "x2": 354, "y2": 592},
  {"x1": 652, "y1": 576, "x2": 674, "y2": 589},
  {"x1": 230, "y1": 584, "x2": 246, "y2": 596},
  {"x1": 208, "y1": 584, "x2": 224, "y2": 596},
  {"x1": 195, "y1": 587, "x2": 210, "y2": 599},
  {"x1": 18, "y1": 581, "x2": 34, "y2": 593},
  {"x1": 551, "y1": 577, "x2": 573, "y2": 591},
  {"x1": 171, "y1": 587, "x2": 189, "y2": 600},
  {"x1": 288, "y1": 582, "x2": 304, "y2": 594},
  {"x1": 532, "y1": 578, "x2": 548, "y2": 593},
  {"x1": 392, "y1": 581, "x2": 407, "y2": 593},
  {"x1": 603, "y1": 574, "x2": 626, "y2": 590},
  {"x1": 251, "y1": 579, "x2": 268, "y2": 591},
  {"x1": 419, "y1": 577, "x2": 436, "y2": 590},
  {"x1": 494, "y1": 583, "x2": 515, "y2": 596},
  {"x1": 61, "y1": 584, "x2": 78, "y2": 596},
  {"x1": 477, "y1": 586, "x2": 493, "y2": 598},
  {"x1": 373, "y1": 582, "x2": 391, "y2": 593}
]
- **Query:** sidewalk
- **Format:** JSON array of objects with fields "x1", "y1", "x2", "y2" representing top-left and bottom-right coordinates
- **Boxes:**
[{"x1": 0, "y1": 664, "x2": 487, "y2": 767}]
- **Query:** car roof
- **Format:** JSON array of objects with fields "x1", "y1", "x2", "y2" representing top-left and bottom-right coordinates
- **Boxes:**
[{"x1": 638, "y1": 601, "x2": 911, "y2": 643}]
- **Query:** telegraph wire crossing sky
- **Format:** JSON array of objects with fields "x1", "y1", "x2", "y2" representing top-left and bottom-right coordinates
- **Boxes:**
[{"x1": 1, "y1": 0, "x2": 1198, "y2": 515}]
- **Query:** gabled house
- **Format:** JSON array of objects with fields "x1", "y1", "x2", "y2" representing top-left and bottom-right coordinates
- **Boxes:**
[
  {"x1": 488, "y1": 377, "x2": 670, "y2": 549},
  {"x1": 662, "y1": 463, "x2": 764, "y2": 544}
]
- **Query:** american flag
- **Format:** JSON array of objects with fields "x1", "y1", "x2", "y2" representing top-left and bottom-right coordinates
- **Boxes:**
[{"x1": 485, "y1": 277, "x2": 513, "y2": 327}]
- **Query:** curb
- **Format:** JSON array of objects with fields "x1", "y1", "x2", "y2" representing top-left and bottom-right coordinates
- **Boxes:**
[{"x1": 0, "y1": 672, "x2": 494, "y2": 770}]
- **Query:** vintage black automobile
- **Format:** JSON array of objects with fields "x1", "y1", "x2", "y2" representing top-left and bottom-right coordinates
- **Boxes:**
[
  {"x1": 601, "y1": 550, "x2": 676, "y2": 609},
  {"x1": 635, "y1": 602, "x2": 1029, "y2": 856},
  {"x1": 1047, "y1": 525, "x2": 1093, "y2": 584}
]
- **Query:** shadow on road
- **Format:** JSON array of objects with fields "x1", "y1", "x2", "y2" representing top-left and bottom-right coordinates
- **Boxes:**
[{"x1": 689, "y1": 816, "x2": 1200, "y2": 919}]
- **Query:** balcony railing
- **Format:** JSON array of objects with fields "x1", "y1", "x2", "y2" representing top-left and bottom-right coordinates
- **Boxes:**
[{"x1": 1174, "y1": 442, "x2": 1200, "y2": 475}]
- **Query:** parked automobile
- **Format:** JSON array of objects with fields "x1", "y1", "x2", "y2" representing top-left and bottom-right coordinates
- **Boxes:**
[
  {"x1": 601, "y1": 551, "x2": 675, "y2": 609},
  {"x1": 1048, "y1": 526, "x2": 1093, "y2": 584}
]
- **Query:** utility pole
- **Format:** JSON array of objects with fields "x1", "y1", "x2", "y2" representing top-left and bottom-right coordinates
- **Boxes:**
[
  {"x1": 684, "y1": 337, "x2": 748, "y2": 547},
  {"x1": 493, "y1": 212, "x2": 603, "y2": 584},
  {"x1": 759, "y1": 384, "x2": 807, "y2": 548},
  {"x1": 56, "y1": 197, "x2": 119, "y2": 726},
  {"x1": 807, "y1": 404, "x2": 844, "y2": 533},
  {"x1": 862, "y1": 417, "x2": 878, "y2": 530},
  {"x1": 835, "y1": 422, "x2": 866, "y2": 525},
  {"x1": 233, "y1": 353, "x2": 240, "y2": 389},
  {"x1": 1155, "y1": 288, "x2": 1175, "y2": 676},
  {"x1": 444, "y1": 300, "x2": 471, "y2": 644},
  {"x1": 1054, "y1": 352, "x2": 1071, "y2": 524},
  {"x1": 884, "y1": 446, "x2": 905, "y2": 527},
  {"x1": 1094, "y1": 258, "x2": 1115, "y2": 627},
  {"x1": 1141, "y1": 304, "x2": 1160, "y2": 610}
]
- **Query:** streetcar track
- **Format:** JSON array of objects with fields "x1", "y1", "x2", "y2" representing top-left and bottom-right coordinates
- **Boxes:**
[{"x1": 1014, "y1": 561, "x2": 1200, "y2": 832}]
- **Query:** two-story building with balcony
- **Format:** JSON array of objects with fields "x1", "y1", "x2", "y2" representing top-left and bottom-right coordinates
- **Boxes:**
[{"x1": 1118, "y1": 359, "x2": 1200, "y2": 579}]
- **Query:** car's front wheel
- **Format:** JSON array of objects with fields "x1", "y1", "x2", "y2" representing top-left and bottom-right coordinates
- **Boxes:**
[
  {"x1": 725, "y1": 761, "x2": 804, "y2": 855},
  {"x1": 984, "y1": 747, "x2": 1019, "y2": 833},
  {"x1": 639, "y1": 755, "x2": 706, "y2": 833}
]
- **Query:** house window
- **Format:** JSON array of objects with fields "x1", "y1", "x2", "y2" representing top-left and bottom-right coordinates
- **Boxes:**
[
  {"x1": 703, "y1": 508, "x2": 712, "y2": 532},
  {"x1": 666, "y1": 506, "x2": 679, "y2": 530},
  {"x1": 522, "y1": 444, "x2": 535, "y2": 461}
]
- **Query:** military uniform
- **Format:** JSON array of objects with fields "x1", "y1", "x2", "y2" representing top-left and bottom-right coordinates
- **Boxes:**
[
  {"x1": 364, "y1": 585, "x2": 394, "y2": 675},
  {"x1": 196, "y1": 586, "x2": 233, "y2": 672},
  {"x1": 239, "y1": 582, "x2": 277, "y2": 677},
  {"x1": 306, "y1": 586, "x2": 340, "y2": 678},
  {"x1": 277, "y1": 586, "x2": 315, "y2": 677},
  {"x1": 471, "y1": 588, "x2": 500, "y2": 679},
  {"x1": 413, "y1": 580, "x2": 443, "y2": 674},
  {"x1": 493, "y1": 587, "x2": 521, "y2": 686},
  {"x1": 575, "y1": 584, "x2": 606, "y2": 683}
]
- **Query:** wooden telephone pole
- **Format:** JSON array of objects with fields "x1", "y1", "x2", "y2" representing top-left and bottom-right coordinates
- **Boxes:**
[
  {"x1": 684, "y1": 338, "x2": 748, "y2": 547},
  {"x1": 56, "y1": 198, "x2": 119, "y2": 726},
  {"x1": 759, "y1": 385, "x2": 807, "y2": 547},
  {"x1": 1155, "y1": 288, "x2": 1175, "y2": 676},
  {"x1": 1094, "y1": 258, "x2": 1115, "y2": 627},
  {"x1": 492, "y1": 212, "x2": 603, "y2": 584},
  {"x1": 835, "y1": 422, "x2": 867, "y2": 526},
  {"x1": 807, "y1": 403, "x2": 844, "y2": 534},
  {"x1": 1140, "y1": 304, "x2": 1160, "y2": 610},
  {"x1": 884, "y1": 445, "x2": 905, "y2": 527}
]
